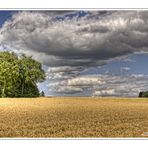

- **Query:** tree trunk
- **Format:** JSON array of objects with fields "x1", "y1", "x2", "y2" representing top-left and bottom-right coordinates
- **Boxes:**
[
  {"x1": 2, "y1": 79, "x2": 6, "y2": 98},
  {"x1": 21, "y1": 80, "x2": 24, "y2": 96}
]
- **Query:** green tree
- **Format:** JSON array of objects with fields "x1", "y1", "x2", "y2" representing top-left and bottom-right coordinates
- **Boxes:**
[
  {"x1": 0, "y1": 52, "x2": 19, "y2": 97},
  {"x1": 18, "y1": 55, "x2": 45, "y2": 97},
  {"x1": 139, "y1": 91, "x2": 148, "y2": 98},
  {"x1": 0, "y1": 51, "x2": 45, "y2": 98}
]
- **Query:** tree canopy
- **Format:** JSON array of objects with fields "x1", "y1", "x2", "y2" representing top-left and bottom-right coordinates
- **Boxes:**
[
  {"x1": 0, "y1": 51, "x2": 45, "y2": 98},
  {"x1": 139, "y1": 91, "x2": 148, "y2": 98}
]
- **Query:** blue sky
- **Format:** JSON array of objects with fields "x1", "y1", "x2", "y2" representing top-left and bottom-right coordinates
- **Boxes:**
[
  {"x1": 0, "y1": 10, "x2": 148, "y2": 97},
  {"x1": 0, "y1": 11, "x2": 16, "y2": 27}
]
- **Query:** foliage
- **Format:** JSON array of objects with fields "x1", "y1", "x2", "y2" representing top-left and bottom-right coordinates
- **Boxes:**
[
  {"x1": 0, "y1": 52, "x2": 45, "y2": 98},
  {"x1": 139, "y1": 91, "x2": 148, "y2": 97}
]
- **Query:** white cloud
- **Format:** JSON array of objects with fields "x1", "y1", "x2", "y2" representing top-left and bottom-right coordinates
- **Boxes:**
[
  {"x1": 56, "y1": 86, "x2": 83, "y2": 94},
  {"x1": 120, "y1": 67, "x2": 131, "y2": 71},
  {"x1": 47, "y1": 74, "x2": 148, "y2": 96},
  {"x1": 67, "y1": 76, "x2": 105, "y2": 86},
  {"x1": 93, "y1": 89, "x2": 115, "y2": 96},
  {"x1": 91, "y1": 74, "x2": 148, "y2": 97}
]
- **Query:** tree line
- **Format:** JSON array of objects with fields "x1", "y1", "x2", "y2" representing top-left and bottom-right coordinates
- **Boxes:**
[
  {"x1": 0, "y1": 51, "x2": 45, "y2": 98},
  {"x1": 139, "y1": 91, "x2": 148, "y2": 98}
]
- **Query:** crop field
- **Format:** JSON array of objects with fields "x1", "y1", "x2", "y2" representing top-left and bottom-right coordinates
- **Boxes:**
[{"x1": 0, "y1": 97, "x2": 148, "y2": 138}]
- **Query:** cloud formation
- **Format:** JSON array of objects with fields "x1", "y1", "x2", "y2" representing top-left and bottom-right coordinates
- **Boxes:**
[
  {"x1": 120, "y1": 66, "x2": 131, "y2": 72},
  {"x1": 48, "y1": 74, "x2": 148, "y2": 96},
  {"x1": 1, "y1": 11, "x2": 148, "y2": 67}
]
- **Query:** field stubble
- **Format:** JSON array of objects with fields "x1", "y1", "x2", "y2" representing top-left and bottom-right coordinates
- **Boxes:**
[{"x1": 0, "y1": 97, "x2": 148, "y2": 137}]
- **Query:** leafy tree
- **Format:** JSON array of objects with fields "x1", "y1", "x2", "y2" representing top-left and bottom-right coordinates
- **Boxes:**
[
  {"x1": 18, "y1": 54, "x2": 45, "y2": 97},
  {"x1": 139, "y1": 91, "x2": 148, "y2": 98},
  {"x1": 0, "y1": 51, "x2": 45, "y2": 98},
  {"x1": 0, "y1": 52, "x2": 19, "y2": 97}
]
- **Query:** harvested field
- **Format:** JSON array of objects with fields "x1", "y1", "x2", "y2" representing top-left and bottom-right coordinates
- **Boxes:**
[{"x1": 0, "y1": 97, "x2": 148, "y2": 137}]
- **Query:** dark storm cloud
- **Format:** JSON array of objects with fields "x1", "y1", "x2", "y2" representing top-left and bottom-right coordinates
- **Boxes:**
[{"x1": 1, "y1": 11, "x2": 148, "y2": 67}]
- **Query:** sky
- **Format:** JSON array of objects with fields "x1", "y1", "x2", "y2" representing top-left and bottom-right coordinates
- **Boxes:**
[{"x1": 0, "y1": 10, "x2": 148, "y2": 97}]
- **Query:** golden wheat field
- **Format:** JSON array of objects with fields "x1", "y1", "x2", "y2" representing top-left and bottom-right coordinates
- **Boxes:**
[{"x1": 0, "y1": 97, "x2": 148, "y2": 138}]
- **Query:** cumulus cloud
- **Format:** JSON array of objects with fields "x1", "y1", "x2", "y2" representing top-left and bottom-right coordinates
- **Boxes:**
[
  {"x1": 93, "y1": 89, "x2": 115, "y2": 96},
  {"x1": 67, "y1": 76, "x2": 105, "y2": 86},
  {"x1": 120, "y1": 67, "x2": 131, "y2": 72},
  {"x1": 46, "y1": 66, "x2": 86, "y2": 82},
  {"x1": 92, "y1": 74, "x2": 148, "y2": 97},
  {"x1": 55, "y1": 86, "x2": 83, "y2": 94},
  {"x1": 1, "y1": 11, "x2": 148, "y2": 67},
  {"x1": 47, "y1": 75, "x2": 105, "y2": 94},
  {"x1": 47, "y1": 74, "x2": 148, "y2": 96}
]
